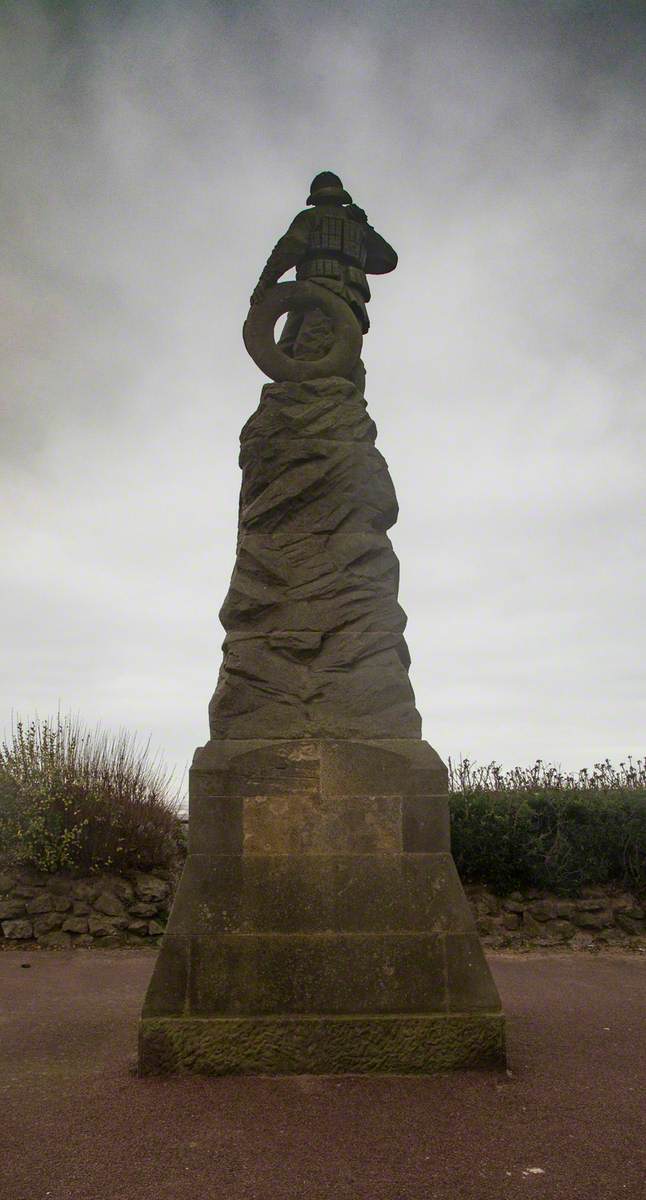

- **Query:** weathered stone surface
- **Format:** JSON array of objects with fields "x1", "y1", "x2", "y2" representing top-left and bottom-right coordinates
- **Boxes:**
[
  {"x1": 39, "y1": 930, "x2": 72, "y2": 949},
  {"x1": 615, "y1": 912, "x2": 644, "y2": 935},
  {"x1": 610, "y1": 895, "x2": 641, "y2": 914},
  {"x1": 0, "y1": 872, "x2": 16, "y2": 893},
  {"x1": 189, "y1": 740, "x2": 449, "y2": 853},
  {"x1": 33, "y1": 912, "x2": 64, "y2": 936},
  {"x1": 573, "y1": 909, "x2": 613, "y2": 930},
  {"x1": 135, "y1": 875, "x2": 169, "y2": 903},
  {"x1": 502, "y1": 912, "x2": 521, "y2": 930},
  {"x1": 192, "y1": 736, "x2": 445, "y2": 793},
  {"x1": 94, "y1": 892, "x2": 126, "y2": 917},
  {"x1": 211, "y1": 632, "x2": 420, "y2": 739},
  {"x1": 127, "y1": 919, "x2": 150, "y2": 934},
  {"x1": 139, "y1": 1012, "x2": 505, "y2": 1076},
  {"x1": 17, "y1": 868, "x2": 48, "y2": 886},
  {"x1": 62, "y1": 916, "x2": 89, "y2": 934},
  {"x1": 222, "y1": 536, "x2": 405, "y2": 636},
  {"x1": 0, "y1": 871, "x2": 169, "y2": 947},
  {"x1": 152, "y1": 931, "x2": 446, "y2": 1016},
  {"x1": 2, "y1": 919, "x2": 33, "y2": 939},
  {"x1": 528, "y1": 900, "x2": 558, "y2": 921},
  {"x1": 550, "y1": 920, "x2": 576, "y2": 940},
  {"x1": 89, "y1": 914, "x2": 124, "y2": 937},
  {"x1": 93, "y1": 933, "x2": 126, "y2": 948},
  {"x1": 165, "y1": 852, "x2": 475, "y2": 938},
  {"x1": 242, "y1": 793, "x2": 402, "y2": 855},
  {"x1": 25, "y1": 893, "x2": 54, "y2": 915},
  {"x1": 129, "y1": 902, "x2": 159, "y2": 918},
  {"x1": 208, "y1": 378, "x2": 422, "y2": 740},
  {"x1": 4, "y1": 863, "x2": 637, "y2": 955},
  {"x1": 72, "y1": 934, "x2": 94, "y2": 948},
  {"x1": 570, "y1": 931, "x2": 595, "y2": 949},
  {"x1": 113, "y1": 878, "x2": 135, "y2": 904},
  {"x1": 596, "y1": 928, "x2": 627, "y2": 945},
  {"x1": 73, "y1": 881, "x2": 100, "y2": 901},
  {"x1": 148, "y1": 920, "x2": 165, "y2": 937},
  {"x1": 48, "y1": 875, "x2": 74, "y2": 896},
  {"x1": 522, "y1": 912, "x2": 547, "y2": 937},
  {"x1": 445, "y1": 934, "x2": 503, "y2": 1012},
  {"x1": 142, "y1": 736, "x2": 504, "y2": 1072}
]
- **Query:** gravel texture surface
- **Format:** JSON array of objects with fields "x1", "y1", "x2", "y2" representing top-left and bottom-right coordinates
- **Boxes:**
[{"x1": 1, "y1": 950, "x2": 644, "y2": 1200}]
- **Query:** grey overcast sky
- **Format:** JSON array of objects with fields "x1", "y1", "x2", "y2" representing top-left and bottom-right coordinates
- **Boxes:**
[{"x1": 1, "y1": 0, "x2": 644, "y2": 794}]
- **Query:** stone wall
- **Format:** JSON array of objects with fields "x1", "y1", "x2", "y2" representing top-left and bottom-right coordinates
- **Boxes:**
[
  {"x1": 1, "y1": 864, "x2": 643, "y2": 951},
  {"x1": 466, "y1": 884, "x2": 645, "y2": 950},
  {"x1": 0, "y1": 866, "x2": 174, "y2": 949}
]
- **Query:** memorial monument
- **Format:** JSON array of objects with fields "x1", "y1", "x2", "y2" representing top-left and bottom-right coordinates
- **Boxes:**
[{"x1": 139, "y1": 172, "x2": 505, "y2": 1073}]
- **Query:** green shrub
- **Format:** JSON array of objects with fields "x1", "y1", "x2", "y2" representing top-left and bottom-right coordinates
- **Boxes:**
[
  {"x1": 0, "y1": 715, "x2": 183, "y2": 874},
  {"x1": 448, "y1": 757, "x2": 646, "y2": 896}
]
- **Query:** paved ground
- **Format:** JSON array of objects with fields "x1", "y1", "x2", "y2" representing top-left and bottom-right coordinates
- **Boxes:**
[{"x1": 1, "y1": 951, "x2": 644, "y2": 1200}]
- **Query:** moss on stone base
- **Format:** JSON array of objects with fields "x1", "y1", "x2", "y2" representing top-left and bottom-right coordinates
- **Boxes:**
[{"x1": 139, "y1": 1012, "x2": 505, "y2": 1076}]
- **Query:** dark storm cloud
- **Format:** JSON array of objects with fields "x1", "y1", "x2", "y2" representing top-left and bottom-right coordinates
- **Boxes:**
[{"x1": 1, "y1": 0, "x2": 644, "y2": 786}]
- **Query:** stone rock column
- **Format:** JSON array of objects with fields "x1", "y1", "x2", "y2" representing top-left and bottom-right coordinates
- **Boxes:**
[
  {"x1": 209, "y1": 375, "x2": 422, "y2": 740},
  {"x1": 139, "y1": 369, "x2": 505, "y2": 1075}
]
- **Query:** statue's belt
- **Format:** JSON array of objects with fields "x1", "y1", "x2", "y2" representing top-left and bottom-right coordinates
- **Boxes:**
[
  {"x1": 299, "y1": 248, "x2": 365, "y2": 268},
  {"x1": 297, "y1": 258, "x2": 370, "y2": 300}
]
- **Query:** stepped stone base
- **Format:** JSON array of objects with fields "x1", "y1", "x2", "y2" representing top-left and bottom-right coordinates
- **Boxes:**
[
  {"x1": 140, "y1": 1013, "x2": 504, "y2": 1075},
  {"x1": 139, "y1": 738, "x2": 505, "y2": 1075}
]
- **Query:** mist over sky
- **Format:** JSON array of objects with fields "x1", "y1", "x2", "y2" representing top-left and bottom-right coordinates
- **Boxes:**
[{"x1": 2, "y1": 0, "x2": 644, "y2": 795}]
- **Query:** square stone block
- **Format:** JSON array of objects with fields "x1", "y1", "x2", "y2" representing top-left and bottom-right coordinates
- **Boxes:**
[
  {"x1": 242, "y1": 793, "x2": 402, "y2": 854},
  {"x1": 161, "y1": 852, "x2": 475, "y2": 938},
  {"x1": 187, "y1": 931, "x2": 447, "y2": 1015},
  {"x1": 191, "y1": 739, "x2": 321, "y2": 798}
]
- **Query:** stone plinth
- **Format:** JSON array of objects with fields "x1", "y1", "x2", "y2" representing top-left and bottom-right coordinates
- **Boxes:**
[{"x1": 139, "y1": 738, "x2": 505, "y2": 1074}]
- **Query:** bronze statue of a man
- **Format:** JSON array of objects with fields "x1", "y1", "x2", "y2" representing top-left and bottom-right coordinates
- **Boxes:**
[{"x1": 250, "y1": 172, "x2": 398, "y2": 359}]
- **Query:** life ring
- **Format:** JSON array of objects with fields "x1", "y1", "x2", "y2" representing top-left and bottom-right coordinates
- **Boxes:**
[{"x1": 243, "y1": 281, "x2": 363, "y2": 382}]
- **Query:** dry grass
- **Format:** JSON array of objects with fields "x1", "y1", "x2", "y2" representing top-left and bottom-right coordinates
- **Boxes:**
[{"x1": 0, "y1": 714, "x2": 183, "y2": 874}]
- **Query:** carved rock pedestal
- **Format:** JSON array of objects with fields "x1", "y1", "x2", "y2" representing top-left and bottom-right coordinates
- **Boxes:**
[{"x1": 139, "y1": 370, "x2": 505, "y2": 1073}]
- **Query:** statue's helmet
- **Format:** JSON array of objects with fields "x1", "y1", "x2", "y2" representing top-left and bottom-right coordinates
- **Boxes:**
[{"x1": 307, "y1": 171, "x2": 353, "y2": 206}]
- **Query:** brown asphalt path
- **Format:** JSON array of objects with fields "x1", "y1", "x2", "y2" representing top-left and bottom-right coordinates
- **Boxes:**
[{"x1": 1, "y1": 951, "x2": 644, "y2": 1200}]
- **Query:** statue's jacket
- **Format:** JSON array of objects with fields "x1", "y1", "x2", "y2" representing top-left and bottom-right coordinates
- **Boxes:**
[{"x1": 258, "y1": 205, "x2": 398, "y2": 333}]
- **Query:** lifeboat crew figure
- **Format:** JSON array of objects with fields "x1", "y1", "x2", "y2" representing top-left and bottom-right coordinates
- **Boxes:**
[{"x1": 249, "y1": 172, "x2": 398, "y2": 368}]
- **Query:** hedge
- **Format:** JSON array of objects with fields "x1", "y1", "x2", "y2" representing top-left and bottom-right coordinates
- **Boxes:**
[
  {"x1": 448, "y1": 758, "x2": 646, "y2": 895},
  {"x1": 1, "y1": 716, "x2": 644, "y2": 894}
]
